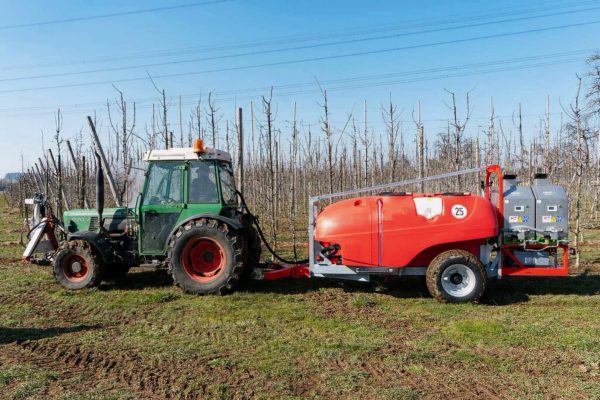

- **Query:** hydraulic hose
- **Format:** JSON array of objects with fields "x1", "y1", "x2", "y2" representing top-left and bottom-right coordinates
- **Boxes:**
[{"x1": 236, "y1": 190, "x2": 308, "y2": 265}]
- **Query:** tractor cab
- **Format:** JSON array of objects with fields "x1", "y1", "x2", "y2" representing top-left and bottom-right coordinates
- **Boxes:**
[{"x1": 138, "y1": 142, "x2": 239, "y2": 256}]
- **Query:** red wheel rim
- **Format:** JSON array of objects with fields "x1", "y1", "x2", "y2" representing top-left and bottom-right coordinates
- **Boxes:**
[
  {"x1": 180, "y1": 237, "x2": 226, "y2": 283},
  {"x1": 62, "y1": 254, "x2": 89, "y2": 282}
]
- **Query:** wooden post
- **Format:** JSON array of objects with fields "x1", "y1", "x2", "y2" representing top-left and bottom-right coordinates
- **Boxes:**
[
  {"x1": 80, "y1": 156, "x2": 86, "y2": 209},
  {"x1": 87, "y1": 116, "x2": 122, "y2": 207},
  {"x1": 236, "y1": 107, "x2": 244, "y2": 192}
]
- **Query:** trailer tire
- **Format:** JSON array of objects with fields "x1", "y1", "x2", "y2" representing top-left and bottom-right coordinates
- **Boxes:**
[
  {"x1": 426, "y1": 249, "x2": 486, "y2": 303},
  {"x1": 167, "y1": 219, "x2": 244, "y2": 295},
  {"x1": 53, "y1": 240, "x2": 104, "y2": 290}
]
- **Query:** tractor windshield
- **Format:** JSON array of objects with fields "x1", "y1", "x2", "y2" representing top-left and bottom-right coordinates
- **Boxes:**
[{"x1": 219, "y1": 162, "x2": 237, "y2": 205}]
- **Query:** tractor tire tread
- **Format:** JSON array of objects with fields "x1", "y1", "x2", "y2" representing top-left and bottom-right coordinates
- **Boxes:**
[
  {"x1": 53, "y1": 239, "x2": 104, "y2": 290},
  {"x1": 166, "y1": 219, "x2": 244, "y2": 295}
]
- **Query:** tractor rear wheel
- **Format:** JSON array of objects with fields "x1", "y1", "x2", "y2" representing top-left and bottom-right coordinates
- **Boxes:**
[
  {"x1": 53, "y1": 240, "x2": 104, "y2": 290},
  {"x1": 426, "y1": 249, "x2": 486, "y2": 303},
  {"x1": 167, "y1": 219, "x2": 244, "y2": 294}
]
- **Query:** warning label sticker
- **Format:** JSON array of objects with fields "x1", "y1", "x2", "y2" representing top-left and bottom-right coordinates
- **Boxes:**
[
  {"x1": 542, "y1": 215, "x2": 557, "y2": 223},
  {"x1": 509, "y1": 216, "x2": 523, "y2": 223}
]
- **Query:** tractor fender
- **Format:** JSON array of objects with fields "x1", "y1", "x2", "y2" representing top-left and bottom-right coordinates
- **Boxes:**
[
  {"x1": 66, "y1": 231, "x2": 119, "y2": 265},
  {"x1": 162, "y1": 214, "x2": 243, "y2": 253}
]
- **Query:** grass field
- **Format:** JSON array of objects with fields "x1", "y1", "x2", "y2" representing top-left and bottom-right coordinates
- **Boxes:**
[{"x1": 1, "y1": 199, "x2": 600, "y2": 399}]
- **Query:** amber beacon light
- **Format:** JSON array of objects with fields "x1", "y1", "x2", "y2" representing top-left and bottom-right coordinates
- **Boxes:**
[{"x1": 193, "y1": 138, "x2": 205, "y2": 154}]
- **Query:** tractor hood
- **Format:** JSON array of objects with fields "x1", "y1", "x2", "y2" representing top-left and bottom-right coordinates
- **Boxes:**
[{"x1": 64, "y1": 207, "x2": 130, "y2": 234}]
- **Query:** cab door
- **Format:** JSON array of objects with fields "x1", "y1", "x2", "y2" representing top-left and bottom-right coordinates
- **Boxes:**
[{"x1": 139, "y1": 161, "x2": 185, "y2": 255}]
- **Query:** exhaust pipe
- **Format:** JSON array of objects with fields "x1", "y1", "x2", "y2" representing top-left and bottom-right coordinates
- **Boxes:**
[{"x1": 96, "y1": 153, "x2": 104, "y2": 233}]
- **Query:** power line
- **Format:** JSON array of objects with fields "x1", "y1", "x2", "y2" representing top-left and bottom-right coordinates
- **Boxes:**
[
  {"x1": 1, "y1": 19, "x2": 599, "y2": 95},
  {"x1": 0, "y1": 49, "x2": 590, "y2": 117},
  {"x1": 0, "y1": 0, "x2": 234, "y2": 31},
  {"x1": 0, "y1": 0, "x2": 595, "y2": 71},
  {"x1": 3, "y1": 5, "x2": 600, "y2": 83}
]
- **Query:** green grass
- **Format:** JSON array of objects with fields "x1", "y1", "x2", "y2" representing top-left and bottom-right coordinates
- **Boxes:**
[
  {"x1": 0, "y1": 364, "x2": 57, "y2": 400},
  {"x1": 1, "y1": 196, "x2": 600, "y2": 398}
]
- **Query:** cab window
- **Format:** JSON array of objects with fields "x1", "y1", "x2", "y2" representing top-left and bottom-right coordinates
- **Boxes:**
[
  {"x1": 189, "y1": 161, "x2": 219, "y2": 203},
  {"x1": 219, "y1": 162, "x2": 237, "y2": 205},
  {"x1": 143, "y1": 162, "x2": 183, "y2": 205}
]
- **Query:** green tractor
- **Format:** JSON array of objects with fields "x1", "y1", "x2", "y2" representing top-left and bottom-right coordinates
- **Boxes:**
[{"x1": 55, "y1": 140, "x2": 261, "y2": 294}]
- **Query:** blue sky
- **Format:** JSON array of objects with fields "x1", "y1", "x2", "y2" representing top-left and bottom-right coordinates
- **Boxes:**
[{"x1": 1, "y1": 0, "x2": 599, "y2": 175}]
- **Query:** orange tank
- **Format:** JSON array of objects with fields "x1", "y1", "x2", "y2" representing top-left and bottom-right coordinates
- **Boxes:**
[{"x1": 314, "y1": 193, "x2": 498, "y2": 268}]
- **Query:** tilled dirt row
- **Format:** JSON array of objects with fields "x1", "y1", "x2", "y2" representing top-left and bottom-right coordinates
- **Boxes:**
[{"x1": 1, "y1": 339, "x2": 262, "y2": 399}]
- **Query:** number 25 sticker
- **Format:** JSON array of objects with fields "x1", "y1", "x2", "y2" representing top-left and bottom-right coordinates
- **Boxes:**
[{"x1": 451, "y1": 204, "x2": 467, "y2": 219}]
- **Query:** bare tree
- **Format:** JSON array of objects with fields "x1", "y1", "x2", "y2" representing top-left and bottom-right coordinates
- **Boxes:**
[
  {"x1": 513, "y1": 103, "x2": 527, "y2": 177},
  {"x1": 444, "y1": 89, "x2": 472, "y2": 189},
  {"x1": 206, "y1": 91, "x2": 221, "y2": 148},
  {"x1": 53, "y1": 109, "x2": 64, "y2": 218},
  {"x1": 587, "y1": 54, "x2": 600, "y2": 216},
  {"x1": 107, "y1": 86, "x2": 137, "y2": 204},
  {"x1": 319, "y1": 88, "x2": 335, "y2": 196},
  {"x1": 413, "y1": 101, "x2": 425, "y2": 191},
  {"x1": 564, "y1": 76, "x2": 586, "y2": 267},
  {"x1": 147, "y1": 74, "x2": 169, "y2": 149},
  {"x1": 362, "y1": 100, "x2": 371, "y2": 187},
  {"x1": 544, "y1": 95, "x2": 552, "y2": 174},
  {"x1": 262, "y1": 88, "x2": 277, "y2": 250},
  {"x1": 382, "y1": 94, "x2": 401, "y2": 181}
]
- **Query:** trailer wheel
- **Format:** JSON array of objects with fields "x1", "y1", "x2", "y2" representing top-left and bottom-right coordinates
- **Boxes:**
[
  {"x1": 167, "y1": 219, "x2": 243, "y2": 294},
  {"x1": 426, "y1": 249, "x2": 486, "y2": 303},
  {"x1": 53, "y1": 240, "x2": 104, "y2": 290}
]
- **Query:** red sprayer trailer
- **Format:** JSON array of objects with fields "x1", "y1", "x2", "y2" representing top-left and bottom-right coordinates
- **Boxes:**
[{"x1": 253, "y1": 165, "x2": 573, "y2": 303}]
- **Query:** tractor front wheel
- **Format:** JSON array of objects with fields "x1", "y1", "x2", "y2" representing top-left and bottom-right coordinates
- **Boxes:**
[
  {"x1": 167, "y1": 219, "x2": 244, "y2": 294},
  {"x1": 426, "y1": 249, "x2": 487, "y2": 303},
  {"x1": 53, "y1": 240, "x2": 104, "y2": 290}
]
